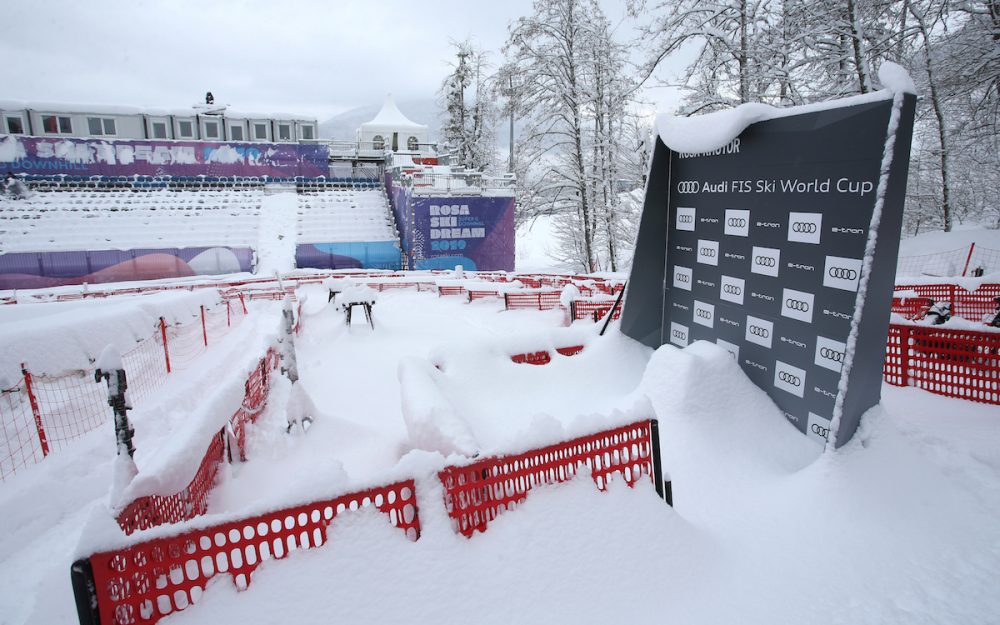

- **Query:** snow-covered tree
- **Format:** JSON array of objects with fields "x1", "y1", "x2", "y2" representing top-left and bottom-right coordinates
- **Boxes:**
[{"x1": 438, "y1": 40, "x2": 496, "y2": 172}]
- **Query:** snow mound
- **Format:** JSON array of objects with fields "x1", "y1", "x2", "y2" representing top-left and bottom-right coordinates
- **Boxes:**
[
  {"x1": 397, "y1": 357, "x2": 480, "y2": 457},
  {"x1": 639, "y1": 340, "x2": 819, "y2": 477}
]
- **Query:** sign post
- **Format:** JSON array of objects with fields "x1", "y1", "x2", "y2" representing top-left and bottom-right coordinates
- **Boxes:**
[{"x1": 621, "y1": 90, "x2": 916, "y2": 448}]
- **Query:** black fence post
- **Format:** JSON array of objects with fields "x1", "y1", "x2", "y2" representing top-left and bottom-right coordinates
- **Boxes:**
[
  {"x1": 70, "y1": 558, "x2": 100, "y2": 625},
  {"x1": 649, "y1": 418, "x2": 672, "y2": 506}
]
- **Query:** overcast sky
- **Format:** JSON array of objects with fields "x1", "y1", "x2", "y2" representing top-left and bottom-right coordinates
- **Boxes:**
[{"x1": 1, "y1": 0, "x2": 681, "y2": 123}]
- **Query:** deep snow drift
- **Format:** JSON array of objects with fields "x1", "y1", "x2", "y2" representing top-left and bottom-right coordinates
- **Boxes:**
[{"x1": 0, "y1": 284, "x2": 998, "y2": 625}]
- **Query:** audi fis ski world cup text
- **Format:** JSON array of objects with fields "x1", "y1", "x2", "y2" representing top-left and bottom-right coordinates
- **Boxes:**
[{"x1": 677, "y1": 177, "x2": 875, "y2": 196}]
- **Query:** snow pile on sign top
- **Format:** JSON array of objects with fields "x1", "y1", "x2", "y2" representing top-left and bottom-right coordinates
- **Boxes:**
[{"x1": 657, "y1": 62, "x2": 917, "y2": 154}]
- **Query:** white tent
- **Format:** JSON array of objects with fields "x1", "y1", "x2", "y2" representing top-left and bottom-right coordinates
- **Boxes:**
[{"x1": 357, "y1": 94, "x2": 429, "y2": 154}]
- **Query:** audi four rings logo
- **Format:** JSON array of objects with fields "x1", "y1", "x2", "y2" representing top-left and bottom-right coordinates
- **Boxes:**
[
  {"x1": 675, "y1": 272, "x2": 690, "y2": 283},
  {"x1": 696, "y1": 309, "x2": 712, "y2": 319},
  {"x1": 778, "y1": 371, "x2": 802, "y2": 386},
  {"x1": 792, "y1": 222, "x2": 817, "y2": 233},
  {"x1": 754, "y1": 256, "x2": 776, "y2": 267},
  {"x1": 749, "y1": 325, "x2": 769, "y2": 338},
  {"x1": 828, "y1": 267, "x2": 858, "y2": 279},
  {"x1": 700, "y1": 247, "x2": 717, "y2": 257},
  {"x1": 723, "y1": 284, "x2": 742, "y2": 295},
  {"x1": 811, "y1": 424, "x2": 830, "y2": 437},
  {"x1": 672, "y1": 329, "x2": 686, "y2": 339},
  {"x1": 677, "y1": 181, "x2": 699, "y2": 193},
  {"x1": 820, "y1": 347, "x2": 845, "y2": 362},
  {"x1": 785, "y1": 298, "x2": 810, "y2": 312},
  {"x1": 727, "y1": 217, "x2": 747, "y2": 228},
  {"x1": 678, "y1": 214, "x2": 694, "y2": 224}
]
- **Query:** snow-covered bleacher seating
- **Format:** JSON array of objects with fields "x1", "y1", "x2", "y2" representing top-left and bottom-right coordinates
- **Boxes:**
[
  {"x1": 0, "y1": 189, "x2": 262, "y2": 252},
  {"x1": 296, "y1": 185, "x2": 397, "y2": 245}
]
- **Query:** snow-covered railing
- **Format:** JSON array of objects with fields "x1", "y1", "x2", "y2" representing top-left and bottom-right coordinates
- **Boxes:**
[
  {"x1": 72, "y1": 479, "x2": 420, "y2": 625},
  {"x1": 892, "y1": 283, "x2": 1000, "y2": 323},
  {"x1": 0, "y1": 299, "x2": 248, "y2": 482},
  {"x1": 504, "y1": 290, "x2": 563, "y2": 311},
  {"x1": 884, "y1": 324, "x2": 1000, "y2": 405},
  {"x1": 439, "y1": 418, "x2": 664, "y2": 537},
  {"x1": 115, "y1": 347, "x2": 279, "y2": 535},
  {"x1": 570, "y1": 299, "x2": 623, "y2": 323}
]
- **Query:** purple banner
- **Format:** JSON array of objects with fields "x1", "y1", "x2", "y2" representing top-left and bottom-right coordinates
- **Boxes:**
[
  {"x1": 0, "y1": 134, "x2": 329, "y2": 178},
  {"x1": 409, "y1": 196, "x2": 515, "y2": 272},
  {"x1": 0, "y1": 247, "x2": 253, "y2": 290}
]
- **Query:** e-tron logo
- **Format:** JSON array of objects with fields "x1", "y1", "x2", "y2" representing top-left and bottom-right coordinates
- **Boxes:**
[
  {"x1": 792, "y1": 222, "x2": 817, "y2": 233},
  {"x1": 754, "y1": 256, "x2": 776, "y2": 267},
  {"x1": 677, "y1": 181, "x2": 700, "y2": 194},
  {"x1": 785, "y1": 298, "x2": 810, "y2": 312},
  {"x1": 811, "y1": 423, "x2": 830, "y2": 438},
  {"x1": 820, "y1": 347, "x2": 844, "y2": 362},
  {"x1": 828, "y1": 267, "x2": 858, "y2": 280},
  {"x1": 749, "y1": 325, "x2": 769, "y2": 338},
  {"x1": 727, "y1": 217, "x2": 747, "y2": 228},
  {"x1": 723, "y1": 284, "x2": 742, "y2": 295},
  {"x1": 677, "y1": 214, "x2": 694, "y2": 224},
  {"x1": 778, "y1": 371, "x2": 802, "y2": 386}
]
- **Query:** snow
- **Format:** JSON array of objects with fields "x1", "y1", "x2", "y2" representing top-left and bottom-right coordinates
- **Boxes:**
[
  {"x1": 656, "y1": 80, "x2": 905, "y2": 155},
  {"x1": 254, "y1": 192, "x2": 298, "y2": 275},
  {"x1": 877, "y1": 61, "x2": 918, "y2": 95},
  {"x1": 0, "y1": 280, "x2": 998, "y2": 624}
]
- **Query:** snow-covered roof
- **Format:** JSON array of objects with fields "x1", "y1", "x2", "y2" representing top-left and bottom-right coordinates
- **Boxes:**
[
  {"x1": 0, "y1": 100, "x2": 315, "y2": 122},
  {"x1": 656, "y1": 62, "x2": 917, "y2": 154},
  {"x1": 360, "y1": 94, "x2": 427, "y2": 132}
]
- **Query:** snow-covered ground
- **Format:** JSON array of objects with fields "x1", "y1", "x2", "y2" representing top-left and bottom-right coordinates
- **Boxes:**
[{"x1": 0, "y1": 277, "x2": 998, "y2": 625}]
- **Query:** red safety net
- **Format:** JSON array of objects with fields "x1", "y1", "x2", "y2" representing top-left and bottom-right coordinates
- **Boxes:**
[
  {"x1": 893, "y1": 283, "x2": 1000, "y2": 323},
  {"x1": 439, "y1": 419, "x2": 655, "y2": 537},
  {"x1": 230, "y1": 349, "x2": 280, "y2": 462},
  {"x1": 118, "y1": 348, "x2": 280, "y2": 534},
  {"x1": 116, "y1": 433, "x2": 226, "y2": 536},
  {"x1": 467, "y1": 289, "x2": 501, "y2": 302},
  {"x1": 570, "y1": 299, "x2": 623, "y2": 322},
  {"x1": 438, "y1": 285, "x2": 467, "y2": 296},
  {"x1": 504, "y1": 291, "x2": 562, "y2": 311},
  {"x1": 884, "y1": 324, "x2": 1000, "y2": 404},
  {"x1": 510, "y1": 345, "x2": 585, "y2": 365},
  {"x1": 77, "y1": 480, "x2": 420, "y2": 625}
]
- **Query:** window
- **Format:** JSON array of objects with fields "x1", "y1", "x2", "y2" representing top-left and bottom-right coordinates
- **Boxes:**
[
  {"x1": 204, "y1": 121, "x2": 219, "y2": 139},
  {"x1": 254, "y1": 123, "x2": 268, "y2": 140},
  {"x1": 277, "y1": 123, "x2": 291, "y2": 141},
  {"x1": 42, "y1": 115, "x2": 72, "y2": 134},
  {"x1": 151, "y1": 121, "x2": 168, "y2": 139},
  {"x1": 5, "y1": 116, "x2": 23, "y2": 134},
  {"x1": 300, "y1": 125, "x2": 314, "y2": 140},
  {"x1": 177, "y1": 120, "x2": 194, "y2": 138},
  {"x1": 229, "y1": 125, "x2": 244, "y2": 141},
  {"x1": 407, "y1": 136, "x2": 418, "y2": 151},
  {"x1": 372, "y1": 135, "x2": 384, "y2": 151},
  {"x1": 87, "y1": 117, "x2": 117, "y2": 136}
]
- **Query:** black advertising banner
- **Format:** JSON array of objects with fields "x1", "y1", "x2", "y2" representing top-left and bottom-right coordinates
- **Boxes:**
[{"x1": 621, "y1": 93, "x2": 916, "y2": 448}]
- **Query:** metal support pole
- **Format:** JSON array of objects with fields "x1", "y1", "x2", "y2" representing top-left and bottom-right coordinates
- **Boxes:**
[
  {"x1": 226, "y1": 299, "x2": 231, "y2": 327},
  {"x1": 200, "y1": 305, "x2": 208, "y2": 346},
  {"x1": 159, "y1": 317, "x2": 171, "y2": 373},
  {"x1": 21, "y1": 363, "x2": 49, "y2": 457},
  {"x1": 961, "y1": 242, "x2": 976, "y2": 277},
  {"x1": 599, "y1": 281, "x2": 627, "y2": 337},
  {"x1": 95, "y1": 366, "x2": 134, "y2": 457}
]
